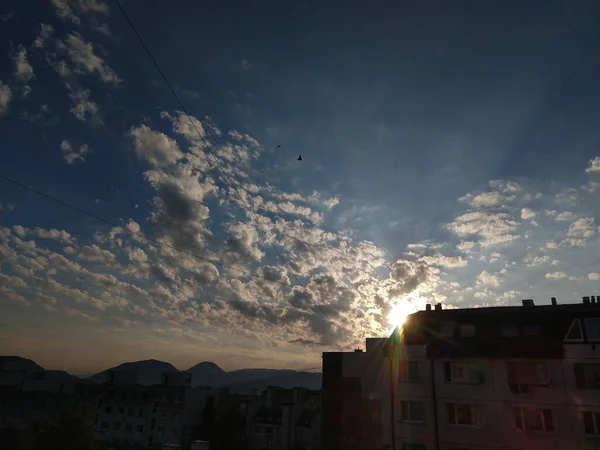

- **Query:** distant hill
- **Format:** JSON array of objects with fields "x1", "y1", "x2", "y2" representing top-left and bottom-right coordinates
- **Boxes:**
[
  {"x1": 223, "y1": 369, "x2": 321, "y2": 393},
  {"x1": 0, "y1": 356, "x2": 44, "y2": 373},
  {"x1": 89, "y1": 359, "x2": 178, "y2": 385},
  {"x1": 186, "y1": 361, "x2": 226, "y2": 387},
  {"x1": 2, "y1": 356, "x2": 321, "y2": 392}
]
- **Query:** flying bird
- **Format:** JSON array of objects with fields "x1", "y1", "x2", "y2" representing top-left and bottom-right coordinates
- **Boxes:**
[
  {"x1": 277, "y1": 144, "x2": 282, "y2": 148},
  {"x1": 297, "y1": 155, "x2": 302, "y2": 161}
]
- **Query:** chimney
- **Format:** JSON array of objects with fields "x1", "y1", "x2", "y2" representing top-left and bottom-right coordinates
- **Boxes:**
[
  {"x1": 551, "y1": 297, "x2": 557, "y2": 306},
  {"x1": 435, "y1": 303, "x2": 442, "y2": 311},
  {"x1": 425, "y1": 304, "x2": 432, "y2": 312},
  {"x1": 354, "y1": 348, "x2": 363, "y2": 353},
  {"x1": 522, "y1": 299, "x2": 535, "y2": 307},
  {"x1": 583, "y1": 296, "x2": 590, "y2": 304}
]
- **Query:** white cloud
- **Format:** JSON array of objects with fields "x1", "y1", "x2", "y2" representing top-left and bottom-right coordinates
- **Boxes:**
[
  {"x1": 78, "y1": 245, "x2": 116, "y2": 264},
  {"x1": 0, "y1": 81, "x2": 12, "y2": 115},
  {"x1": 68, "y1": 87, "x2": 101, "y2": 122},
  {"x1": 51, "y1": 0, "x2": 80, "y2": 24},
  {"x1": 477, "y1": 270, "x2": 500, "y2": 286},
  {"x1": 323, "y1": 197, "x2": 340, "y2": 209},
  {"x1": 33, "y1": 24, "x2": 54, "y2": 49},
  {"x1": 63, "y1": 33, "x2": 121, "y2": 84},
  {"x1": 556, "y1": 211, "x2": 575, "y2": 221},
  {"x1": 567, "y1": 218, "x2": 597, "y2": 242},
  {"x1": 130, "y1": 125, "x2": 184, "y2": 167},
  {"x1": 520, "y1": 208, "x2": 535, "y2": 220},
  {"x1": 545, "y1": 272, "x2": 566, "y2": 279},
  {"x1": 585, "y1": 156, "x2": 600, "y2": 173},
  {"x1": 13, "y1": 46, "x2": 34, "y2": 83},
  {"x1": 420, "y1": 254, "x2": 467, "y2": 268},
  {"x1": 445, "y1": 211, "x2": 519, "y2": 247},
  {"x1": 469, "y1": 191, "x2": 506, "y2": 208},
  {"x1": 589, "y1": 273, "x2": 600, "y2": 281},
  {"x1": 60, "y1": 140, "x2": 91, "y2": 165}
]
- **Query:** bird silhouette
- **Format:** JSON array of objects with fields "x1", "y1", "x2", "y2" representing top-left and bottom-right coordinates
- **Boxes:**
[
  {"x1": 297, "y1": 155, "x2": 302, "y2": 161},
  {"x1": 277, "y1": 144, "x2": 282, "y2": 148}
]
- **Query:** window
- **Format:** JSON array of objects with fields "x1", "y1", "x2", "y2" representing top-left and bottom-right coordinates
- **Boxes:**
[
  {"x1": 136, "y1": 424, "x2": 144, "y2": 433},
  {"x1": 574, "y1": 364, "x2": 600, "y2": 389},
  {"x1": 117, "y1": 406, "x2": 124, "y2": 415},
  {"x1": 125, "y1": 423, "x2": 132, "y2": 433},
  {"x1": 105, "y1": 405, "x2": 112, "y2": 414},
  {"x1": 401, "y1": 443, "x2": 427, "y2": 450},
  {"x1": 444, "y1": 362, "x2": 484, "y2": 384},
  {"x1": 400, "y1": 401, "x2": 425, "y2": 423},
  {"x1": 157, "y1": 426, "x2": 165, "y2": 436},
  {"x1": 565, "y1": 319, "x2": 583, "y2": 341},
  {"x1": 400, "y1": 361, "x2": 422, "y2": 383},
  {"x1": 514, "y1": 407, "x2": 554, "y2": 432},
  {"x1": 172, "y1": 411, "x2": 178, "y2": 419},
  {"x1": 507, "y1": 362, "x2": 548, "y2": 393},
  {"x1": 127, "y1": 407, "x2": 135, "y2": 417},
  {"x1": 501, "y1": 324, "x2": 518, "y2": 337},
  {"x1": 170, "y1": 427, "x2": 178, "y2": 437},
  {"x1": 585, "y1": 319, "x2": 600, "y2": 341},
  {"x1": 446, "y1": 403, "x2": 481, "y2": 426},
  {"x1": 583, "y1": 411, "x2": 600, "y2": 436},
  {"x1": 255, "y1": 426, "x2": 263, "y2": 433},
  {"x1": 459, "y1": 324, "x2": 476, "y2": 337},
  {"x1": 160, "y1": 409, "x2": 166, "y2": 418},
  {"x1": 138, "y1": 408, "x2": 144, "y2": 418},
  {"x1": 101, "y1": 421, "x2": 109, "y2": 430},
  {"x1": 114, "y1": 422, "x2": 121, "y2": 431}
]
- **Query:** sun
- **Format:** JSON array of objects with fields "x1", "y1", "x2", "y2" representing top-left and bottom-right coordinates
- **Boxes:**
[{"x1": 387, "y1": 299, "x2": 419, "y2": 330}]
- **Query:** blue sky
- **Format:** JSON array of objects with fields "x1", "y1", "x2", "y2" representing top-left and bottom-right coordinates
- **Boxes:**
[{"x1": 1, "y1": 0, "x2": 600, "y2": 374}]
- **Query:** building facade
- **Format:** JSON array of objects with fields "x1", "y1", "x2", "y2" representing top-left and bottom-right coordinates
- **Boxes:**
[{"x1": 322, "y1": 296, "x2": 600, "y2": 450}]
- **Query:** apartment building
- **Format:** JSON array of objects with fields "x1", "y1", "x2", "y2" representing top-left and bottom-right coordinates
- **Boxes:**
[
  {"x1": 322, "y1": 296, "x2": 600, "y2": 450},
  {"x1": 386, "y1": 296, "x2": 600, "y2": 450},
  {"x1": 322, "y1": 338, "x2": 390, "y2": 450},
  {"x1": 243, "y1": 385, "x2": 322, "y2": 450}
]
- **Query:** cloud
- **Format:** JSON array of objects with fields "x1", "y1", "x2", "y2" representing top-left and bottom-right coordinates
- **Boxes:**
[
  {"x1": 445, "y1": 211, "x2": 519, "y2": 247},
  {"x1": 545, "y1": 272, "x2": 567, "y2": 279},
  {"x1": 68, "y1": 87, "x2": 101, "y2": 122},
  {"x1": 12, "y1": 226, "x2": 76, "y2": 244},
  {"x1": 477, "y1": 270, "x2": 500, "y2": 286},
  {"x1": 34, "y1": 24, "x2": 55, "y2": 49},
  {"x1": 556, "y1": 211, "x2": 575, "y2": 221},
  {"x1": 60, "y1": 140, "x2": 92, "y2": 165},
  {"x1": 589, "y1": 273, "x2": 600, "y2": 281},
  {"x1": 420, "y1": 254, "x2": 467, "y2": 268},
  {"x1": 78, "y1": 245, "x2": 116, "y2": 264},
  {"x1": 13, "y1": 46, "x2": 34, "y2": 83},
  {"x1": 566, "y1": 218, "x2": 597, "y2": 246},
  {"x1": 62, "y1": 33, "x2": 121, "y2": 84},
  {"x1": 130, "y1": 125, "x2": 184, "y2": 167},
  {"x1": 585, "y1": 156, "x2": 600, "y2": 173},
  {"x1": 520, "y1": 208, "x2": 535, "y2": 220},
  {"x1": 51, "y1": 0, "x2": 80, "y2": 24},
  {"x1": 0, "y1": 81, "x2": 11, "y2": 115}
]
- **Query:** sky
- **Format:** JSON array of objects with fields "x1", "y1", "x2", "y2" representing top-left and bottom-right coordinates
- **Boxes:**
[{"x1": 1, "y1": 0, "x2": 600, "y2": 375}]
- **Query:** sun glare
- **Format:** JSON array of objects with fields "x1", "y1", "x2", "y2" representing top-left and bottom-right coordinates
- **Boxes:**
[{"x1": 387, "y1": 302, "x2": 414, "y2": 328}]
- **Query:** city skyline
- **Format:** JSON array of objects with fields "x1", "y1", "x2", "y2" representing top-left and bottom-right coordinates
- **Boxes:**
[{"x1": 1, "y1": 0, "x2": 600, "y2": 374}]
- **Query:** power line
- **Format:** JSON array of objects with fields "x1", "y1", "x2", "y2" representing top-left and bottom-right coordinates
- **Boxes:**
[
  {"x1": 112, "y1": 0, "x2": 335, "y2": 323},
  {"x1": 0, "y1": 174, "x2": 290, "y2": 288}
]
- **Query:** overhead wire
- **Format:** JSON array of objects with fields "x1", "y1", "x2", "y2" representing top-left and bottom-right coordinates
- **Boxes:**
[
  {"x1": 112, "y1": 0, "x2": 335, "y2": 323},
  {"x1": 0, "y1": 174, "x2": 291, "y2": 288}
]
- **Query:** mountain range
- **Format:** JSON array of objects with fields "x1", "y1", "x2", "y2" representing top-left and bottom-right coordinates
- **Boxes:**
[{"x1": 1, "y1": 356, "x2": 321, "y2": 393}]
